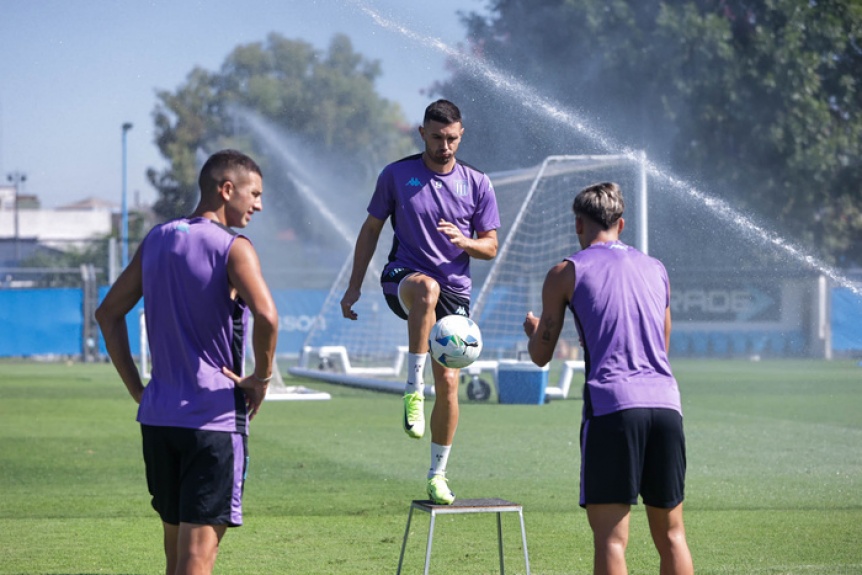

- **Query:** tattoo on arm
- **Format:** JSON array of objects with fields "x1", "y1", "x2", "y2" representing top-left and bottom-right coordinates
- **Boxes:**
[{"x1": 540, "y1": 318, "x2": 555, "y2": 342}]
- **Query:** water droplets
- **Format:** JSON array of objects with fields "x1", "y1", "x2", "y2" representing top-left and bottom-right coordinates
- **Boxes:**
[{"x1": 352, "y1": 0, "x2": 861, "y2": 295}]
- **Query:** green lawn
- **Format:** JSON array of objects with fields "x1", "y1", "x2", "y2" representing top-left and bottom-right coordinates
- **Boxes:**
[{"x1": 0, "y1": 359, "x2": 860, "y2": 574}]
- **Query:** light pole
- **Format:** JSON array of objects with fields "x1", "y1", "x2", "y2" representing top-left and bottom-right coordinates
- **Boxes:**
[
  {"x1": 6, "y1": 171, "x2": 26, "y2": 262},
  {"x1": 121, "y1": 122, "x2": 133, "y2": 268}
]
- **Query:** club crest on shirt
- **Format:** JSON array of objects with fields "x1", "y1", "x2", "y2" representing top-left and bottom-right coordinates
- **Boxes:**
[{"x1": 453, "y1": 180, "x2": 469, "y2": 197}]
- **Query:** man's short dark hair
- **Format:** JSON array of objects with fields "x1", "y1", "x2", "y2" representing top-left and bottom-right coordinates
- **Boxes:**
[
  {"x1": 198, "y1": 149, "x2": 262, "y2": 194},
  {"x1": 423, "y1": 99, "x2": 462, "y2": 126}
]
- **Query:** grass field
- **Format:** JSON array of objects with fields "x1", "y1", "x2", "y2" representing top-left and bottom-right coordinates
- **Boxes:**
[{"x1": 0, "y1": 358, "x2": 860, "y2": 574}]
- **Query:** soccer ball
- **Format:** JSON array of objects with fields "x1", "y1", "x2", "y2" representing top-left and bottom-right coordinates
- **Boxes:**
[{"x1": 428, "y1": 315, "x2": 483, "y2": 369}]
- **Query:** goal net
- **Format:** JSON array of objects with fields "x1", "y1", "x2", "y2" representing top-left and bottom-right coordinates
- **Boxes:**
[
  {"x1": 289, "y1": 226, "x2": 413, "y2": 392},
  {"x1": 473, "y1": 155, "x2": 646, "y2": 360},
  {"x1": 290, "y1": 154, "x2": 646, "y2": 388}
]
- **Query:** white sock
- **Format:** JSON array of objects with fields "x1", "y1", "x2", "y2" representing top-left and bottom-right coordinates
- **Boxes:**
[
  {"x1": 405, "y1": 352, "x2": 427, "y2": 395},
  {"x1": 428, "y1": 443, "x2": 451, "y2": 478}
]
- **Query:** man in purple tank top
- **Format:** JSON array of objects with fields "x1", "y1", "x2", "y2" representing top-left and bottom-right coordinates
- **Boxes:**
[
  {"x1": 340, "y1": 100, "x2": 500, "y2": 504},
  {"x1": 523, "y1": 182, "x2": 694, "y2": 575},
  {"x1": 96, "y1": 150, "x2": 278, "y2": 575}
]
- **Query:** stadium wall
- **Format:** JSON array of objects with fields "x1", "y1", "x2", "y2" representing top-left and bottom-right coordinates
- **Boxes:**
[
  {"x1": 668, "y1": 274, "x2": 813, "y2": 358},
  {"x1": 0, "y1": 285, "x2": 860, "y2": 359},
  {"x1": 0, "y1": 287, "x2": 327, "y2": 359},
  {"x1": 831, "y1": 287, "x2": 862, "y2": 355}
]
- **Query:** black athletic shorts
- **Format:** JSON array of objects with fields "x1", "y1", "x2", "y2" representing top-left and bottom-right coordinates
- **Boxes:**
[
  {"x1": 141, "y1": 424, "x2": 248, "y2": 527},
  {"x1": 381, "y1": 266, "x2": 470, "y2": 321},
  {"x1": 579, "y1": 408, "x2": 686, "y2": 509}
]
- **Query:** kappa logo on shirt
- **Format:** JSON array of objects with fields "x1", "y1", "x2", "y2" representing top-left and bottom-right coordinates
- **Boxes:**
[
  {"x1": 454, "y1": 306, "x2": 468, "y2": 316},
  {"x1": 406, "y1": 177, "x2": 422, "y2": 187}
]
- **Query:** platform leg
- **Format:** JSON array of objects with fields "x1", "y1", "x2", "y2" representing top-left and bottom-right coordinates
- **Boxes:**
[
  {"x1": 396, "y1": 506, "x2": 415, "y2": 575},
  {"x1": 519, "y1": 509, "x2": 531, "y2": 575},
  {"x1": 424, "y1": 511, "x2": 436, "y2": 575},
  {"x1": 497, "y1": 511, "x2": 505, "y2": 574}
]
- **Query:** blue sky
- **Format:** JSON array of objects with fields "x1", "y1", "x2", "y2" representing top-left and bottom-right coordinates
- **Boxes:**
[{"x1": 0, "y1": 0, "x2": 487, "y2": 209}]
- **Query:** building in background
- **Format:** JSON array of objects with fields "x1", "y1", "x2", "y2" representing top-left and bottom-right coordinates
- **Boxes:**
[{"x1": 0, "y1": 188, "x2": 154, "y2": 283}]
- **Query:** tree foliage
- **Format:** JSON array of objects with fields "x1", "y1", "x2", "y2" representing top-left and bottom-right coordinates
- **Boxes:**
[
  {"x1": 148, "y1": 33, "x2": 414, "y2": 225},
  {"x1": 437, "y1": 0, "x2": 862, "y2": 265}
]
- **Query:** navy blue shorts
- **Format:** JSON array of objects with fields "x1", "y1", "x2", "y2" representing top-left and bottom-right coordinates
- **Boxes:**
[
  {"x1": 381, "y1": 266, "x2": 470, "y2": 321},
  {"x1": 141, "y1": 425, "x2": 248, "y2": 527},
  {"x1": 579, "y1": 408, "x2": 686, "y2": 509}
]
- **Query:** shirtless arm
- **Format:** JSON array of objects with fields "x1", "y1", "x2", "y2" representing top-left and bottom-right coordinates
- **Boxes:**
[
  {"x1": 523, "y1": 260, "x2": 575, "y2": 367},
  {"x1": 341, "y1": 214, "x2": 386, "y2": 320},
  {"x1": 95, "y1": 248, "x2": 146, "y2": 403},
  {"x1": 224, "y1": 237, "x2": 278, "y2": 420}
]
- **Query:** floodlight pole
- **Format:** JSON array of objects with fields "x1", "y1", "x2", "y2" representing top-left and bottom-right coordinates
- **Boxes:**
[
  {"x1": 6, "y1": 171, "x2": 26, "y2": 262},
  {"x1": 121, "y1": 122, "x2": 133, "y2": 268}
]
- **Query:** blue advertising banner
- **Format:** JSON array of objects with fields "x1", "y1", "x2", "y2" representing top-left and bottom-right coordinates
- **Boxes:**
[
  {"x1": 831, "y1": 287, "x2": 862, "y2": 352},
  {"x1": 0, "y1": 288, "x2": 82, "y2": 356},
  {"x1": 92, "y1": 288, "x2": 327, "y2": 359},
  {"x1": 271, "y1": 289, "x2": 328, "y2": 356},
  {"x1": 2, "y1": 285, "x2": 858, "y2": 358}
]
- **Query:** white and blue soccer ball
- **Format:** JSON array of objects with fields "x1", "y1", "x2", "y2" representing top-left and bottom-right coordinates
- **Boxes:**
[{"x1": 428, "y1": 314, "x2": 483, "y2": 369}]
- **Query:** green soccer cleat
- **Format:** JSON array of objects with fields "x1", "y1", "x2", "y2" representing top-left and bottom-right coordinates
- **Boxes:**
[
  {"x1": 426, "y1": 474, "x2": 455, "y2": 505},
  {"x1": 403, "y1": 391, "x2": 425, "y2": 439}
]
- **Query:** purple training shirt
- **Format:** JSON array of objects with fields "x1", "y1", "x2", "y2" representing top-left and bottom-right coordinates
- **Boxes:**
[
  {"x1": 566, "y1": 240, "x2": 682, "y2": 418},
  {"x1": 137, "y1": 217, "x2": 250, "y2": 434},
  {"x1": 368, "y1": 154, "x2": 500, "y2": 296}
]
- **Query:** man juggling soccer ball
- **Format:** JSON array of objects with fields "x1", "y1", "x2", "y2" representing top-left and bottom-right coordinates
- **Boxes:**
[{"x1": 340, "y1": 99, "x2": 500, "y2": 505}]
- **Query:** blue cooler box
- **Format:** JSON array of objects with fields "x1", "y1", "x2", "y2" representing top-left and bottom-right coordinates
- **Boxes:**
[{"x1": 496, "y1": 360, "x2": 549, "y2": 404}]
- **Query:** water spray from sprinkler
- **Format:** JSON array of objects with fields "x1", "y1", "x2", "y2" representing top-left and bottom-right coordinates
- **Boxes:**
[{"x1": 351, "y1": 0, "x2": 861, "y2": 295}]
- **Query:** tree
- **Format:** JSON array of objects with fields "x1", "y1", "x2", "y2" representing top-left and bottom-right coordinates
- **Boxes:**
[
  {"x1": 148, "y1": 33, "x2": 414, "y2": 226},
  {"x1": 437, "y1": 0, "x2": 862, "y2": 265}
]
